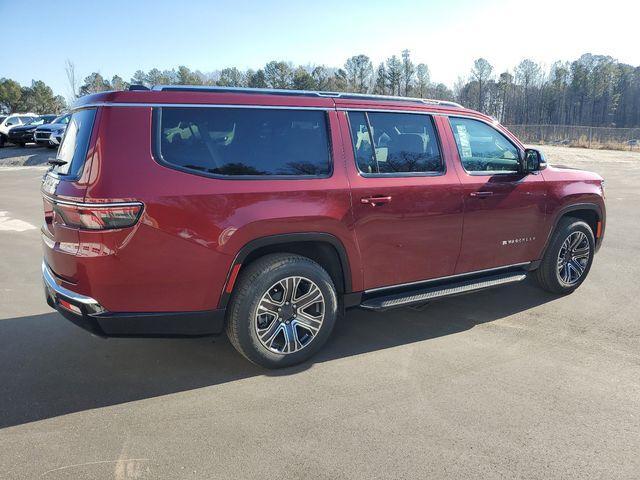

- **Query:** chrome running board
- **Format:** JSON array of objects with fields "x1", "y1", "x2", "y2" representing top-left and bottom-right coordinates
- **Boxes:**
[{"x1": 360, "y1": 272, "x2": 527, "y2": 311}]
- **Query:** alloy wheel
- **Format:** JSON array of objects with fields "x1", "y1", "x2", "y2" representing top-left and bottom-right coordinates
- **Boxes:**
[
  {"x1": 254, "y1": 276, "x2": 325, "y2": 354},
  {"x1": 557, "y1": 231, "x2": 591, "y2": 286}
]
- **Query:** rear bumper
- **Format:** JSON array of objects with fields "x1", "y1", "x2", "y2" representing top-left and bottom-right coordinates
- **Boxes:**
[{"x1": 43, "y1": 261, "x2": 225, "y2": 337}]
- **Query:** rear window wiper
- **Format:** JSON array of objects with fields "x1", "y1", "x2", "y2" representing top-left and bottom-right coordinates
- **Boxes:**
[{"x1": 48, "y1": 159, "x2": 67, "y2": 167}]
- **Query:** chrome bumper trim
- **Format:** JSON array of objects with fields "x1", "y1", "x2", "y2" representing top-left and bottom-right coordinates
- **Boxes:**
[{"x1": 42, "y1": 261, "x2": 104, "y2": 312}]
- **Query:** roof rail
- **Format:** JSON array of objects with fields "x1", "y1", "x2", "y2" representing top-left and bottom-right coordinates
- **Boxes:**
[{"x1": 151, "y1": 85, "x2": 463, "y2": 108}]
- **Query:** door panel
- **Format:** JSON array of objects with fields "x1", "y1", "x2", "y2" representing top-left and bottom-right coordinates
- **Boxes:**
[
  {"x1": 442, "y1": 116, "x2": 548, "y2": 274},
  {"x1": 338, "y1": 111, "x2": 464, "y2": 291}
]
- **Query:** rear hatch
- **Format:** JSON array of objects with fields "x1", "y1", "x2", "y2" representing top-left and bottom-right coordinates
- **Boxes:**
[{"x1": 41, "y1": 108, "x2": 98, "y2": 283}]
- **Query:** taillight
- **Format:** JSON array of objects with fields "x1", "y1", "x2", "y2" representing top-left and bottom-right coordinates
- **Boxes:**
[{"x1": 54, "y1": 202, "x2": 143, "y2": 230}]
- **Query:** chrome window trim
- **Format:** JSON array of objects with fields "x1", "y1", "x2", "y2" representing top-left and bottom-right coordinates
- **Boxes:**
[{"x1": 365, "y1": 262, "x2": 531, "y2": 294}]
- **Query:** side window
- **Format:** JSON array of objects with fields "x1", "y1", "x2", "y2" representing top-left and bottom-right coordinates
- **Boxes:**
[
  {"x1": 156, "y1": 107, "x2": 331, "y2": 177},
  {"x1": 5, "y1": 117, "x2": 19, "y2": 126},
  {"x1": 449, "y1": 117, "x2": 520, "y2": 173},
  {"x1": 55, "y1": 108, "x2": 97, "y2": 177},
  {"x1": 348, "y1": 111, "x2": 443, "y2": 175}
]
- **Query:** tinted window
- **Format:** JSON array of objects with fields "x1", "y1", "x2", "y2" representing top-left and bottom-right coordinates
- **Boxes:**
[
  {"x1": 348, "y1": 111, "x2": 442, "y2": 175},
  {"x1": 449, "y1": 117, "x2": 520, "y2": 173},
  {"x1": 5, "y1": 117, "x2": 19, "y2": 126},
  {"x1": 18, "y1": 116, "x2": 34, "y2": 123},
  {"x1": 54, "y1": 108, "x2": 97, "y2": 177},
  {"x1": 156, "y1": 107, "x2": 331, "y2": 177}
]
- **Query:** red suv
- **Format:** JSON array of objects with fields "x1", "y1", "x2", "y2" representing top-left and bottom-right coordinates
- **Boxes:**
[{"x1": 42, "y1": 86, "x2": 606, "y2": 368}]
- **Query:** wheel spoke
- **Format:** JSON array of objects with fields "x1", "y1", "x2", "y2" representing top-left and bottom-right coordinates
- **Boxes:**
[
  {"x1": 572, "y1": 245, "x2": 590, "y2": 257},
  {"x1": 294, "y1": 284, "x2": 322, "y2": 309},
  {"x1": 566, "y1": 261, "x2": 580, "y2": 282},
  {"x1": 282, "y1": 323, "x2": 302, "y2": 353},
  {"x1": 293, "y1": 312, "x2": 322, "y2": 336},
  {"x1": 570, "y1": 259, "x2": 585, "y2": 274},
  {"x1": 258, "y1": 298, "x2": 281, "y2": 316},
  {"x1": 258, "y1": 319, "x2": 282, "y2": 347},
  {"x1": 569, "y1": 232, "x2": 584, "y2": 250}
]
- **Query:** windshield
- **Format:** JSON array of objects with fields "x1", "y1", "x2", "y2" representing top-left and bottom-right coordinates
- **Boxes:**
[
  {"x1": 26, "y1": 116, "x2": 48, "y2": 126},
  {"x1": 52, "y1": 115, "x2": 70, "y2": 125}
]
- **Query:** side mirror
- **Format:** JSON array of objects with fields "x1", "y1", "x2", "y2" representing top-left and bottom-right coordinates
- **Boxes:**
[{"x1": 524, "y1": 148, "x2": 547, "y2": 173}]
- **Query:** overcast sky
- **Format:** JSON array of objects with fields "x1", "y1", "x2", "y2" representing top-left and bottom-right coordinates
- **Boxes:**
[{"x1": 1, "y1": 0, "x2": 637, "y2": 97}]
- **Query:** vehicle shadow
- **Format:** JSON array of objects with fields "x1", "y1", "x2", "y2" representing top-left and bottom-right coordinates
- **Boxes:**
[{"x1": 0, "y1": 278, "x2": 556, "y2": 429}]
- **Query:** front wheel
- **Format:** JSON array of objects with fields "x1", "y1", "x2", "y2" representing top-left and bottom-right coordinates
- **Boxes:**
[
  {"x1": 226, "y1": 253, "x2": 338, "y2": 368},
  {"x1": 535, "y1": 217, "x2": 595, "y2": 294},
  {"x1": 0, "y1": 134, "x2": 6, "y2": 147}
]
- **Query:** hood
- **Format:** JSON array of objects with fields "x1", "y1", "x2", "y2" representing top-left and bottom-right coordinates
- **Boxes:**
[
  {"x1": 36, "y1": 123, "x2": 67, "y2": 132},
  {"x1": 545, "y1": 164, "x2": 603, "y2": 182},
  {"x1": 9, "y1": 124, "x2": 38, "y2": 133}
]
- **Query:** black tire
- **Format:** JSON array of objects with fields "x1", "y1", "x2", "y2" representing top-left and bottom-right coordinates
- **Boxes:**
[
  {"x1": 226, "y1": 253, "x2": 338, "y2": 368},
  {"x1": 535, "y1": 217, "x2": 595, "y2": 294},
  {"x1": 47, "y1": 144, "x2": 57, "y2": 149},
  {"x1": 0, "y1": 134, "x2": 5, "y2": 148},
  {"x1": 17, "y1": 142, "x2": 26, "y2": 147}
]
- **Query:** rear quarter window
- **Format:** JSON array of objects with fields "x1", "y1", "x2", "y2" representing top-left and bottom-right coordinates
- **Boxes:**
[
  {"x1": 154, "y1": 107, "x2": 332, "y2": 178},
  {"x1": 53, "y1": 108, "x2": 97, "y2": 177}
]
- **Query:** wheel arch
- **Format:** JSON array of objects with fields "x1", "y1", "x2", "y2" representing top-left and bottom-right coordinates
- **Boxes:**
[
  {"x1": 219, "y1": 233, "x2": 352, "y2": 309},
  {"x1": 541, "y1": 203, "x2": 603, "y2": 259}
]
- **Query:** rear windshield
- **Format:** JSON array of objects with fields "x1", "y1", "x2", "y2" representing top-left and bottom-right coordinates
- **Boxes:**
[
  {"x1": 53, "y1": 108, "x2": 97, "y2": 177},
  {"x1": 155, "y1": 107, "x2": 331, "y2": 177}
]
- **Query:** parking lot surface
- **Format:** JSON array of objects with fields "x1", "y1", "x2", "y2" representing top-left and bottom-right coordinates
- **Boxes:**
[{"x1": 0, "y1": 146, "x2": 639, "y2": 479}]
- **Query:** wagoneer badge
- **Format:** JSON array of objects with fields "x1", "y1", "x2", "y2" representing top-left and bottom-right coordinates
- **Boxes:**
[{"x1": 502, "y1": 237, "x2": 536, "y2": 246}]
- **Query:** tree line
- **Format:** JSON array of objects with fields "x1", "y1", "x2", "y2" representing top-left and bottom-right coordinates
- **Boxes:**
[
  {"x1": 0, "y1": 79, "x2": 66, "y2": 115},
  {"x1": 1, "y1": 51, "x2": 639, "y2": 128}
]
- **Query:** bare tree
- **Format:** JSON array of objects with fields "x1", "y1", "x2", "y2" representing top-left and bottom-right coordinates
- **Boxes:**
[
  {"x1": 65, "y1": 59, "x2": 78, "y2": 103},
  {"x1": 344, "y1": 55, "x2": 373, "y2": 93},
  {"x1": 415, "y1": 63, "x2": 430, "y2": 98},
  {"x1": 471, "y1": 58, "x2": 493, "y2": 111},
  {"x1": 401, "y1": 49, "x2": 415, "y2": 96}
]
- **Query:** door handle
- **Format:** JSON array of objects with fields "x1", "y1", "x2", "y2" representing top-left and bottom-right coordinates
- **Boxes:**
[
  {"x1": 469, "y1": 191, "x2": 493, "y2": 198},
  {"x1": 361, "y1": 196, "x2": 392, "y2": 206}
]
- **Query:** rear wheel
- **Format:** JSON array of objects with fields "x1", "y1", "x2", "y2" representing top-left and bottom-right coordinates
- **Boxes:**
[
  {"x1": 17, "y1": 142, "x2": 25, "y2": 147},
  {"x1": 535, "y1": 217, "x2": 595, "y2": 294},
  {"x1": 0, "y1": 134, "x2": 5, "y2": 147},
  {"x1": 226, "y1": 253, "x2": 338, "y2": 368}
]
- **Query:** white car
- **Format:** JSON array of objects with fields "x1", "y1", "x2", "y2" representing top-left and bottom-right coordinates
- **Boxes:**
[
  {"x1": 34, "y1": 114, "x2": 71, "y2": 148},
  {"x1": 0, "y1": 113, "x2": 38, "y2": 147}
]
